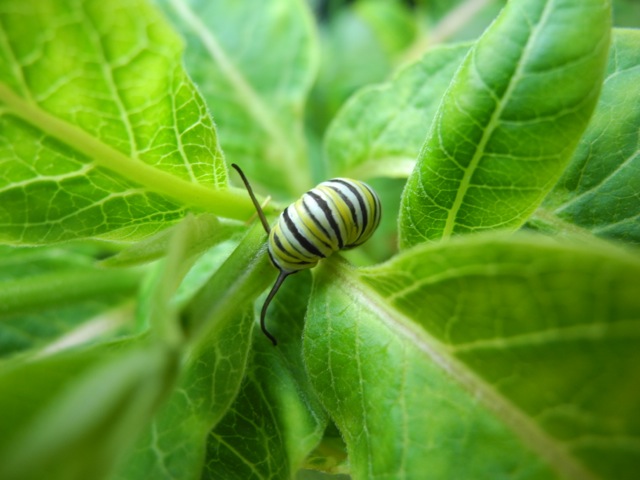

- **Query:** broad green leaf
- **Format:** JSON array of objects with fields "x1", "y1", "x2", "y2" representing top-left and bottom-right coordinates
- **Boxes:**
[
  {"x1": 113, "y1": 310, "x2": 255, "y2": 480},
  {"x1": 399, "y1": 0, "x2": 612, "y2": 248},
  {"x1": 533, "y1": 29, "x2": 640, "y2": 244},
  {"x1": 324, "y1": 43, "x2": 470, "y2": 179},
  {"x1": 304, "y1": 236, "x2": 640, "y2": 479},
  {"x1": 0, "y1": 246, "x2": 141, "y2": 358},
  {"x1": 204, "y1": 271, "x2": 327, "y2": 479},
  {"x1": 159, "y1": 0, "x2": 319, "y2": 195},
  {"x1": 0, "y1": 340, "x2": 178, "y2": 480},
  {"x1": 0, "y1": 0, "x2": 254, "y2": 245},
  {"x1": 114, "y1": 224, "x2": 276, "y2": 480}
]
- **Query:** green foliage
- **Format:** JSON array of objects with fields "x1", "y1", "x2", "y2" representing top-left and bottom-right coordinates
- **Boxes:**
[
  {"x1": 356, "y1": 237, "x2": 640, "y2": 479},
  {"x1": 157, "y1": 0, "x2": 319, "y2": 195},
  {"x1": 532, "y1": 29, "x2": 640, "y2": 243},
  {"x1": 0, "y1": 0, "x2": 638, "y2": 479},
  {"x1": 399, "y1": 0, "x2": 612, "y2": 247},
  {"x1": 0, "y1": 0, "x2": 255, "y2": 244},
  {"x1": 324, "y1": 42, "x2": 471, "y2": 179}
]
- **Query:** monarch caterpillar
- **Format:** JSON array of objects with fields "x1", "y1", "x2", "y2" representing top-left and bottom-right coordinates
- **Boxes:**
[{"x1": 232, "y1": 164, "x2": 382, "y2": 346}]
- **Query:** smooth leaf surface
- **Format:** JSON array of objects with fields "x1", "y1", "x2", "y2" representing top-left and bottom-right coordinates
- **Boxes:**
[
  {"x1": 324, "y1": 43, "x2": 470, "y2": 179},
  {"x1": 0, "y1": 0, "x2": 253, "y2": 245},
  {"x1": 399, "y1": 0, "x2": 611, "y2": 247},
  {"x1": 533, "y1": 28, "x2": 640, "y2": 244},
  {"x1": 204, "y1": 271, "x2": 327, "y2": 479},
  {"x1": 160, "y1": 0, "x2": 318, "y2": 195},
  {"x1": 305, "y1": 236, "x2": 640, "y2": 479}
]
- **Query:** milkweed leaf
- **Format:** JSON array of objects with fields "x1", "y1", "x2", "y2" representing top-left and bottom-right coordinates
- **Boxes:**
[
  {"x1": 399, "y1": 0, "x2": 611, "y2": 247},
  {"x1": 534, "y1": 28, "x2": 640, "y2": 244},
  {"x1": 0, "y1": 0, "x2": 252, "y2": 245},
  {"x1": 304, "y1": 235, "x2": 640, "y2": 479}
]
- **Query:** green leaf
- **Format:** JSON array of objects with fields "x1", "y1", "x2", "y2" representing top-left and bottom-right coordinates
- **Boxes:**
[
  {"x1": 1, "y1": 1, "x2": 636, "y2": 478},
  {"x1": 159, "y1": 0, "x2": 319, "y2": 195},
  {"x1": 0, "y1": 0, "x2": 254, "y2": 245},
  {"x1": 533, "y1": 28, "x2": 640, "y2": 244},
  {"x1": 0, "y1": 340, "x2": 178, "y2": 480},
  {"x1": 113, "y1": 310, "x2": 255, "y2": 480},
  {"x1": 399, "y1": 0, "x2": 612, "y2": 248},
  {"x1": 304, "y1": 236, "x2": 640, "y2": 479},
  {"x1": 204, "y1": 271, "x2": 327, "y2": 479},
  {"x1": 114, "y1": 224, "x2": 277, "y2": 480},
  {"x1": 324, "y1": 42, "x2": 470, "y2": 179}
]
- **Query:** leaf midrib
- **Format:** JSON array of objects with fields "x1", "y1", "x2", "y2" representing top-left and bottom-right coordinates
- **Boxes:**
[
  {"x1": 330, "y1": 258, "x2": 597, "y2": 480},
  {"x1": 441, "y1": 2, "x2": 551, "y2": 240}
]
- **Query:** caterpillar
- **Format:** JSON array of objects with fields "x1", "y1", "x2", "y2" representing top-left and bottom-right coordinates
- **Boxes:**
[{"x1": 232, "y1": 164, "x2": 382, "y2": 346}]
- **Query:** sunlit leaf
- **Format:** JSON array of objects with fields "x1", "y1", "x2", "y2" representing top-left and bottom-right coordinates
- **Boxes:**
[{"x1": 0, "y1": 0, "x2": 252, "y2": 245}]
